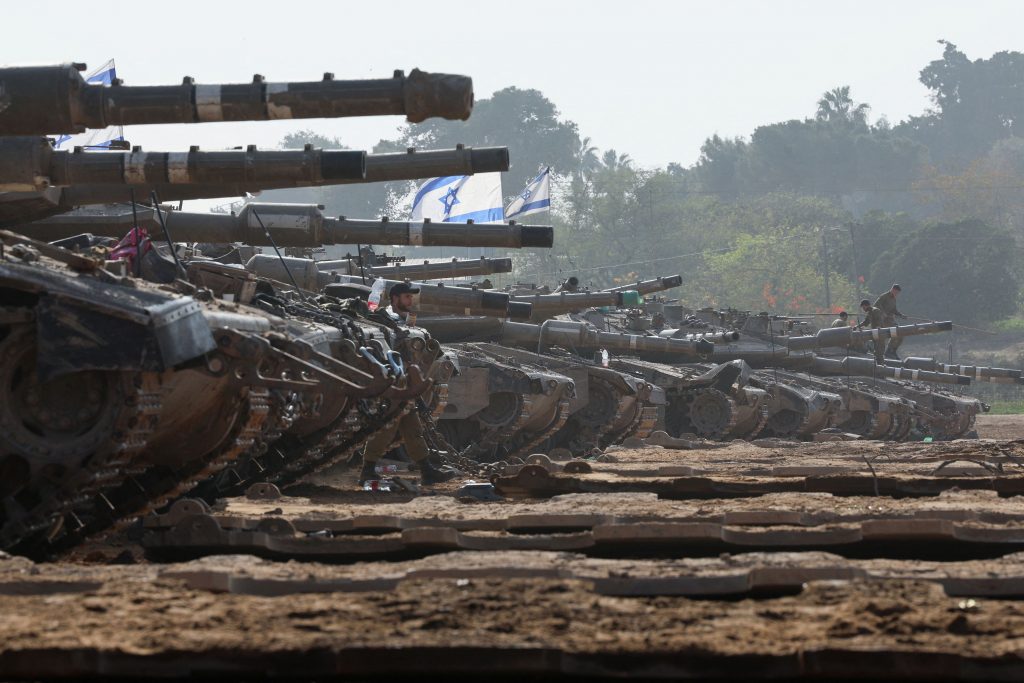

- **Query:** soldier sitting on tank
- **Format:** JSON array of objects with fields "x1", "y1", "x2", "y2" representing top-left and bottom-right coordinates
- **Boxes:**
[
  {"x1": 855, "y1": 299, "x2": 886, "y2": 365},
  {"x1": 874, "y1": 283, "x2": 908, "y2": 359},
  {"x1": 831, "y1": 311, "x2": 849, "y2": 328},
  {"x1": 360, "y1": 282, "x2": 455, "y2": 486}
]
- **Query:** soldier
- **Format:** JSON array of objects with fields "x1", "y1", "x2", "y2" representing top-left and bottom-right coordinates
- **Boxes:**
[
  {"x1": 359, "y1": 282, "x2": 455, "y2": 486},
  {"x1": 874, "y1": 283, "x2": 908, "y2": 359},
  {"x1": 856, "y1": 298, "x2": 886, "y2": 365},
  {"x1": 830, "y1": 311, "x2": 849, "y2": 328}
]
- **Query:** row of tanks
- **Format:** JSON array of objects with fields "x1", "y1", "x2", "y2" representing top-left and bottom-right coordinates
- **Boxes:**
[
  {"x1": 0, "y1": 62, "x2": 563, "y2": 554},
  {"x1": 1, "y1": 61, "x2": 1015, "y2": 556}
]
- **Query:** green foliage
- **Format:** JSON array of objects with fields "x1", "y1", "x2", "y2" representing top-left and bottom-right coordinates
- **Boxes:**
[
  {"x1": 264, "y1": 129, "x2": 408, "y2": 219},
  {"x1": 990, "y1": 316, "x2": 1024, "y2": 333},
  {"x1": 898, "y1": 41, "x2": 1024, "y2": 170},
  {"x1": 868, "y1": 219, "x2": 1020, "y2": 326},
  {"x1": 394, "y1": 87, "x2": 581, "y2": 199}
]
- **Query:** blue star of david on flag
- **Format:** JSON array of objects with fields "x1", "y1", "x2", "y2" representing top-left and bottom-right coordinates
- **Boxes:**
[
  {"x1": 440, "y1": 186, "x2": 461, "y2": 216},
  {"x1": 506, "y1": 167, "x2": 551, "y2": 219},
  {"x1": 411, "y1": 173, "x2": 505, "y2": 223}
]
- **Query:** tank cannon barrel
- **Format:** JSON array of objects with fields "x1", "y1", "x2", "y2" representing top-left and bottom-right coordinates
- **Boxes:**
[
  {"x1": 2, "y1": 146, "x2": 512, "y2": 226},
  {"x1": 330, "y1": 276, "x2": 529, "y2": 320},
  {"x1": 514, "y1": 290, "x2": 643, "y2": 317},
  {"x1": 884, "y1": 357, "x2": 1024, "y2": 384},
  {"x1": 811, "y1": 356, "x2": 970, "y2": 385},
  {"x1": 245, "y1": 253, "x2": 512, "y2": 289},
  {"x1": 23, "y1": 201, "x2": 551, "y2": 249},
  {"x1": 604, "y1": 275, "x2": 683, "y2": 295},
  {"x1": 0, "y1": 64, "x2": 474, "y2": 136},
  {"x1": 0, "y1": 138, "x2": 365, "y2": 192},
  {"x1": 420, "y1": 317, "x2": 712, "y2": 358},
  {"x1": 785, "y1": 321, "x2": 953, "y2": 351},
  {"x1": 320, "y1": 256, "x2": 512, "y2": 281}
]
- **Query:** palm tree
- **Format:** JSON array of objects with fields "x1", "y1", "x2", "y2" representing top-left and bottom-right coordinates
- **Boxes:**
[
  {"x1": 574, "y1": 136, "x2": 600, "y2": 179},
  {"x1": 816, "y1": 86, "x2": 871, "y2": 125}
]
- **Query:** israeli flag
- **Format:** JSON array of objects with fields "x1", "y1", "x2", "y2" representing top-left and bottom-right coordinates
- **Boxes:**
[
  {"x1": 410, "y1": 172, "x2": 504, "y2": 223},
  {"x1": 53, "y1": 60, "x2": 125, "y2": 150},
  {"x1": 505, "y1": 167, "x2": 551, "y2": 219}
]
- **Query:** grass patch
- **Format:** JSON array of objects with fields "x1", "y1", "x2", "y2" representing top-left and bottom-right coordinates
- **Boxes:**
[
  {"x1": 987, "y1": 400, "x2": 1024, "y2": 415},
  {"x1": 991, "y1": 317, "x2": 1024, "y2": 333}
]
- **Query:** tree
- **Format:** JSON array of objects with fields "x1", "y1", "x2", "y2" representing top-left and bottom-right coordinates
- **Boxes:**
[
  {"x1": 868, "y1": 219, "x2": 1020, "y2": 326},
  {"x1": 261, "y1": 130, "x2": 409, "y2": 220},
  {"x1": 898, "y1": 41, "x2": 1024, "y2": 170},
  {"x1": 815, "y1": 86, "x2": 871, "y2": 127},
  {"x1": 393, "y1": 87, "x2": 581, "y2": 201}
]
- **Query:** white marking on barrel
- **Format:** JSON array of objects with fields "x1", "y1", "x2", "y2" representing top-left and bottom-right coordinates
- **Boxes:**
[
  {"x1": 266, "y1": 83, "x2": 293, "y2": 119},
  {"x1": 123, "y1": 152, "x2": 147, "y2": 184},
  {"x1": 409, "y1": 222, "x2": 424, "y2": 246},
  {"x1": 195, "y1": 85, "x2": 224, "y2": 122},
  {"x1": 167, "y1": 152, "x2": 190, "y2": 183}
]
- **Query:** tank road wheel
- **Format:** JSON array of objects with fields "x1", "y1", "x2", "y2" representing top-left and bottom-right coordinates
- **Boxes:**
[
  {"x1": 688, "y1": 388, "x2": 735, "y2": 440},
  {"x1": 762, "y1": 408, "x2": 805, "y2": 439},
  {"x1": 839, "y1": 411, "x2": 880, "y2": 438},
  {"x1": 664, "y1": 394, "x2": 695, "y2": 438},
  {"x1": 0, "y1": 326, "x2": 158, "y2": 550},
  {"x1": 476, "y1": 392, "x2": 522, "y2": 430},
  {"x1": 0, "y1": 327, "x2": 123, "y2": 469}
]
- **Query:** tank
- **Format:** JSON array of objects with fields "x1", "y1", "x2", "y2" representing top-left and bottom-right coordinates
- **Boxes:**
[
  {"x1": 462, "y1": 342, "x2": 665, "y2": 456},
  {"x1": 0, "y1": 60, "x2": 494, "y2": 555},
  {"x1": 430, "y1": 345, "x2": 576, "y2": 463},
  {"x1": 2, "y1": 146, "x2": 511, "y2": 226},
  {"x1": 0, "y1": 64, "x2": 474, "y2": 135},
  {"x1": 0, "y1": 228, "x2": 448, "y2": 553}
]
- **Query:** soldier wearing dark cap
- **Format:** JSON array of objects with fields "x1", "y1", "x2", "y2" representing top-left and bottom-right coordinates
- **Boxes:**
[
  {"x1": 359, "y1": 281, "x2": 454, "y2": 486},
  {"x1": 873, "y1": 284, "x2": 907, "y2": 359},
  {"x1": 856, "y1": 299, "x2": 886, "y2": 364}
]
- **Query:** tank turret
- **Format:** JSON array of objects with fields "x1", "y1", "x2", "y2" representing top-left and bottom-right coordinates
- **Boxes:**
[{"x1": 0, "y1": 64, "x2": 474, "y2": 135}]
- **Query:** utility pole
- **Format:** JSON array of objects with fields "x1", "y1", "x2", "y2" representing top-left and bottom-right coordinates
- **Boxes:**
[
  {"x1": 848, "y1": 222, "x2": 862, "y2": 302},
  {"x1": 821, "y1": 228, "x2": 832, "y2": 312}
]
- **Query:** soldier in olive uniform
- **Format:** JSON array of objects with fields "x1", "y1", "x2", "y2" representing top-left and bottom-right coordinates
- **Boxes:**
[
  {"x1": 856, "y1": 298, "x2": 886, "y2": 365},
  {"x1": 359, "y1": 282, "x2": 454, "y2": 486},
  {"x1": 830, "y1": 311, "x2": 849, "y2": 328},
  {"x1": 873, "y1": 283, "x2": 907, "y2": 359}
]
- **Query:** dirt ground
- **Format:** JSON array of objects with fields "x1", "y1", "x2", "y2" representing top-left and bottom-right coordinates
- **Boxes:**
[
  {"x1": 7, "y1": 421, "x2": 1024, "y2": 679},
  {"x1": 975, "y1": 413, "x2": 1024, "y2": 440}
]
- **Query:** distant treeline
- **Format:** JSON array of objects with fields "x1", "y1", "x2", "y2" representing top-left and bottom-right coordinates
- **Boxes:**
[{"x1": 267, "y1": 42, "x2": 1024, "y2": 327}]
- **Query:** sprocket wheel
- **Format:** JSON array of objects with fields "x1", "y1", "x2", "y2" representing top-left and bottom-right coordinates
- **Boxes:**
[{"x1": 688, "y1": 388, "x2": 734, "y2": 439}]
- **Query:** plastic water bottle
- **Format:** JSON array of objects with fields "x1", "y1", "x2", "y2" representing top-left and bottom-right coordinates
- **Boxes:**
[{"x1": 367, "y1": 278, "x2": 386, "y2": 312}]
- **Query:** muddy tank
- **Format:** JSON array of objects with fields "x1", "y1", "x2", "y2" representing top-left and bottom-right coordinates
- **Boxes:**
[
  {"x1": 0, "y1": 60, "x2": 484, "y2": 553},
  {"x1": 428, "y1": 345, "x2": 576, "y2": 463}
]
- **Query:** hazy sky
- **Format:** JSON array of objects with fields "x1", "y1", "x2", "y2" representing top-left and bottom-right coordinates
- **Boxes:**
[{"x1": 5, "y1": 0, "x2": 1024, "y2": 169}]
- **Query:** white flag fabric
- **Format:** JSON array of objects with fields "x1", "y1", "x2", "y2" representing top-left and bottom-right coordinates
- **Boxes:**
[
  {"x1": 505, "y1": 167, "x2": 551, "y2": 219},
  {"x1": 53, "y1": 60, "x2": 125, "y2": 150},
  {"x1": 410, "y1": 173, "x2": 504, "y2": 223}
]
